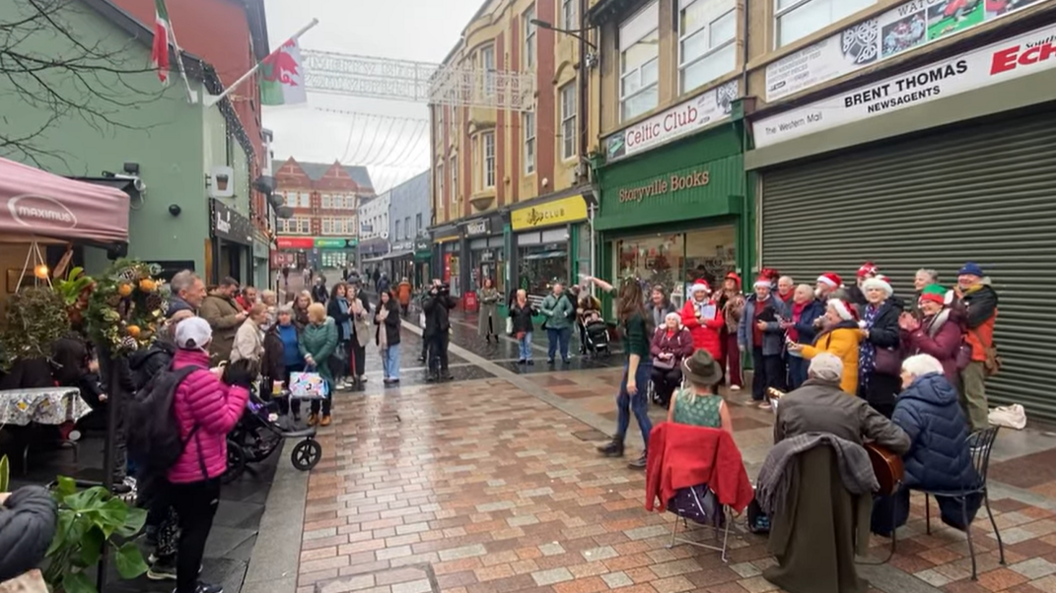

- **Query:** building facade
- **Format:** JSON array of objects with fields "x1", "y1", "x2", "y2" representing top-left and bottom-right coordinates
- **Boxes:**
[
  {"x1": 271, "y1": 158, "x2": 374, "y2": 271},
  {"x1": 358, "y1": 192, "x2": 391, "y2": 272},
  {"x1": 386, "y1": 171, "x2": 432, "y2": 287},
  {"x1": 429, "y1": 0, "x2": 598, "y2": 302}
]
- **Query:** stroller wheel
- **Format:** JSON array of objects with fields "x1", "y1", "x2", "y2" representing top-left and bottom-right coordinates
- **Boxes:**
[
  {"x1": 222, "y1": 439, "x2": 247, "y2": 484},
  {"x1": 291, "y1": 439, "x2": 322, "y2": 471}
]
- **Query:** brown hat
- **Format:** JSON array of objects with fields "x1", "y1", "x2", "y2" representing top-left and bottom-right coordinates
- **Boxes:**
[{"x1": 682, "y1": 350, "x2": 722, "y2": 387}]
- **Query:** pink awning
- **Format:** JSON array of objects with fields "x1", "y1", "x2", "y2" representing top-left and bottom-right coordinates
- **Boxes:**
[{"x1": 0, "y1": 157, "x2": 129, "y2": 244}]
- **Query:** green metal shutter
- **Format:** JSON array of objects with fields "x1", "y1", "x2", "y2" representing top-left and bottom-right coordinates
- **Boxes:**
[{"x1": 760, "y1": 109, "x2": 1056, "y2": 422}]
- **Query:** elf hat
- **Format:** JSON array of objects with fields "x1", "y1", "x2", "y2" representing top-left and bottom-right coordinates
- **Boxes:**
[
  {"x1": 690, "y1": 279, "x2": 711, "y2": 295},
  {"x1": 858, "y1": 262, "x2": 879, "y2": 278},
  {"x1": 828, "y1": 298, "x2": 858, "y2": 321},
  {"x1": 817, "y1": 272, "x2": 843, "y2": 288},
  {"x1": 919, "y1": 283, "x2": 947, "y2": 306}
]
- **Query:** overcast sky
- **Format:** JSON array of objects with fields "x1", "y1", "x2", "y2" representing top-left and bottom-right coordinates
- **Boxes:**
[{"x1": 262, "y1": 0, "x2": 481, "y2": 193}]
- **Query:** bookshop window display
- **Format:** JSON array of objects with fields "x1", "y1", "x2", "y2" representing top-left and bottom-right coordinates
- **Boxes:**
[{"x1": 613, "y1": 225, "x2": 736, "y2": 308}]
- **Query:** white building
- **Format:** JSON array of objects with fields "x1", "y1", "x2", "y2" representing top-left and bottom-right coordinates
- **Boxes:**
[{"x1": 357, "y1": 190, "x2": 391, "y2": 271}]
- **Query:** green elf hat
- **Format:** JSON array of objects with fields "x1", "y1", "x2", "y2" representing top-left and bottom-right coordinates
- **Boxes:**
[{"x1": 919, "y1": 283, "x2": 947, "y2": 306}]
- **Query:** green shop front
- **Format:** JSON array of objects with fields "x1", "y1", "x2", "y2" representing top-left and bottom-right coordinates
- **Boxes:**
[
  {"x1": 275, "y1": 236, "x2": 358, "y2": 270},
  {"x1": 595, "y1": 85, "x2": 749, "y2": 311}
]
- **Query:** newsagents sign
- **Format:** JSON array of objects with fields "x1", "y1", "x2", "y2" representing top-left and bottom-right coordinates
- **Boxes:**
[{"x1": 754, "y1": 24, "x2": 1056, "y2": 149}]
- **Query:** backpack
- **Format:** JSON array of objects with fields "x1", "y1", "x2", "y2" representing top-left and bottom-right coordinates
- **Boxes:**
[{"x1": 126, "y1": 363, "x2": 203, "y2": 474}]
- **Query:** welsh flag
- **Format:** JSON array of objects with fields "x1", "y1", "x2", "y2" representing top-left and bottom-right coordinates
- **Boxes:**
[
  {"x1": 150, "y1": 0, "x2": 172, "y2": 83},
  {"x1": 260, "y1": 39, "x2": 308, "y2": 106}
]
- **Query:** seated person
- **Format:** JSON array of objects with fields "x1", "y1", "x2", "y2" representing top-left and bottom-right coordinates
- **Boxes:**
[
  {"x1": 873, "y1": 354, "x2": 978, "y2": 535},
  {"x1": 667, "y1": 349, "x2": 732, "y2": 434},
  {"x1": 650, "y1": 313, "x2": 694, "y2": 409}
]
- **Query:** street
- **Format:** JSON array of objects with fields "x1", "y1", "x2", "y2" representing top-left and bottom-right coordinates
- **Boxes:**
[{"x1": 235, "y1": 312, "x2": 1056, "y2": 593}]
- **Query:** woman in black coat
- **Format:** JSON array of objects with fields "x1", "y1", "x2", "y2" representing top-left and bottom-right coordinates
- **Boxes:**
[
  {"x1": 857, "y1": 276, "x2": 903, "y2": 418},
  {"x1": 374, "y1": 291, "x2": 402, "y2": 384}
]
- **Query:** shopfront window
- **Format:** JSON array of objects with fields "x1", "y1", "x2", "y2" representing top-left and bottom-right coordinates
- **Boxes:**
[
  {"x1": 470, "y1": 236, "x2": 505, "y2": 294},
  {"x1": 518, "y1": 228, "x2": 570, "y2": 299},
  {"x1": 321, "y1": 251, "x2": 350, "y2": 269},
  {"x1": 613, "y1": 225, "x2": 735, "y2": 309}
]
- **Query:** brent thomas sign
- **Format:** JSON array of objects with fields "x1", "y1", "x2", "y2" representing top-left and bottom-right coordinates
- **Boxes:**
[{"x1": 618, "y1": 170, "x2": 710, "y2": 204}]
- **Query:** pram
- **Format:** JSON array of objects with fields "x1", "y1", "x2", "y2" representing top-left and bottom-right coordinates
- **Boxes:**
[
  {"x1": 581, "y1": 318, "x2": 611, "y2": 357},
  {"x1": 223, "y1": 388, "x2": 322, "y2": 483}
]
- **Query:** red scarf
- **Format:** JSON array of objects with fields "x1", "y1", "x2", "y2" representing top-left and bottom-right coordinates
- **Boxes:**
[{"x1": 788, "y1": 301, "x2": 806, "y2": 342}]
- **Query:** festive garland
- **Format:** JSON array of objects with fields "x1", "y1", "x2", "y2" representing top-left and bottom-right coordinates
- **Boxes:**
[{"x1": 85, "y1": 259, "x2": 170, "y2": 357}]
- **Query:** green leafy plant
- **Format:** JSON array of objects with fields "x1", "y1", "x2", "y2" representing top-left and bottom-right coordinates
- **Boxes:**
[
  {"x1": 53, "y1": 267, "x2": 94, "y2": 307},
  {"x1": 85, "y1": 258, "x2": 168, "y2": 357},
  {"x1": 43, "y1": 476, "x2": 148, "y2": 593},
  {"x1": 0, "y1": 286, "x2": 70, "y2": 371},
  {"x1": 0, "y1": 454, "x2": 8, "y2": 493}
]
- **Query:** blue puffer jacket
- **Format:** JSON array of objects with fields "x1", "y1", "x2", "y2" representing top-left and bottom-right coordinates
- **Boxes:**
[{"x1": 892, "y1": 373, "x2": 978, "y2": 490}]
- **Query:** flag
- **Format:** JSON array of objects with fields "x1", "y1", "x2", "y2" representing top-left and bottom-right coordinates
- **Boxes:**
[
  {"x1": 151, "y1": 0, "x2": 172, "y2": 83},
  {"x1": 260, "y1": 39, "x2": 308, "y2": 106}
]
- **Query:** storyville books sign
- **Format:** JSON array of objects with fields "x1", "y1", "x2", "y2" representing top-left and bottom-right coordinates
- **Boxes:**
[{"x1": 753, "y1": 23, "x2": 1056, "y2": 148}]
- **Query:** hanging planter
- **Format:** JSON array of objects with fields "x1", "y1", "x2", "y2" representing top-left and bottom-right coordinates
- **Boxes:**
[{"x1": 84, "y1": 259, "x2": 170, "y2": 358}]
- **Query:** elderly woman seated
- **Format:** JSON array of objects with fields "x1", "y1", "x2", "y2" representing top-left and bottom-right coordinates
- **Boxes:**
[
  {"x1": 650, "y1": 312, "x2": 695, "y2": 408},
  {"x1": 872, "y1": 354, "x2": 978, "y2": 536}
]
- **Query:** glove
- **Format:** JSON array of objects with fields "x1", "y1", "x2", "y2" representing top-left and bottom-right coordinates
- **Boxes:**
[{"x1": 222, "y1": 359, "x2": 256, "y2": 389}]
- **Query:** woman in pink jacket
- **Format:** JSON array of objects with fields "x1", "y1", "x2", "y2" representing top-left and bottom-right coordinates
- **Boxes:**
[{"x1": 169, "y1": 317, "x2": 251, "y2": 593}]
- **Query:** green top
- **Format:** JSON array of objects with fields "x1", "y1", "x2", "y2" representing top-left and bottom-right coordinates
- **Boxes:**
[
  {"x1": 622, "y1": 312, "x2": 650, "y2": 359},
  {"x1": 672, "y1": 389, "x2": 723, "y2": 429},
  {"x1": 541, "y1": 293, "x2": 575, "y2": 330},
  {"x1": 298, "y1": 318, "x2": 338, "y2": 383}
]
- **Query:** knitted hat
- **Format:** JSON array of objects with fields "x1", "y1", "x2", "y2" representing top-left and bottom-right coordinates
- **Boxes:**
[
  {"x1": 817, "y1": 272, "x2": 843, "y2": 288},
  {"x1": 690, "y1": 279, "x2": 711, "y2": 295},
  {"x1": 858, "y1": 262, "x2": 879, "y2": 278},
  {"x1": 919, "y1": 283, "x2": 947, "y2": 306},
  {"x1": 725, "y1": 272, "x2": 742, "y2": 289},
  {"x1": 861, "y1": 275, "x2": 893, "y2": 297},
  {"x1": 828, "y1": 298, "x2": 858, "y2": 321},
  {"x1": 682, "y1": 350, "x2": 723, "y2": 387},
  {"x1": 958, "y1": 262, "x2": 984, "y2": 278}
]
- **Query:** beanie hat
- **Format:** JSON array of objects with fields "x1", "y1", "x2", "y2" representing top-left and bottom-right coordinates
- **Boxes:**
[
  {"x1": 828, "y1": 299, "x2": 858, "y2": 321},
  {"x1": 919, "y1": 283, "x2": 947, "y2": 306},
  {"x1": 817, "y1": 272, "x2": 843, "y2": 288},
  {"x1": 958, "y1": 262, "x2": 984, "y2": 278},
  {"x1": 690, "y1": 279, "x2": 711, "y2": 295},
  {"x1": 725, "y1": 272, "x2": 742, "y2": 289},
  {"x1": 858, "y1": 262, "x2": 878, "y2": 278},
  {"x1": 861, "y1": 275, "x2": 893, "y2": 297}
]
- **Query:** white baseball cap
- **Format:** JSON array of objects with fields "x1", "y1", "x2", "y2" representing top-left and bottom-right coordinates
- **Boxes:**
[{"x1": 175, "y1": 316, "x2": 212, "y2": 351}]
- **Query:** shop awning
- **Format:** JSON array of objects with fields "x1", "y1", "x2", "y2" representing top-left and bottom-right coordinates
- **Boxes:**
[
  {"x1": 522, "y1": 250, "x2": 567, "y2": 260},
  {"x1": 0, "y1": 157, "x2": 129, "y2": 243}
]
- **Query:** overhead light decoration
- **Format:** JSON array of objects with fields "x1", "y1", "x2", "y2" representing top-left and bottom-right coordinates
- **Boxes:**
[{"x1": 34, "y1": 264, "x2": 49, "y2": 279}]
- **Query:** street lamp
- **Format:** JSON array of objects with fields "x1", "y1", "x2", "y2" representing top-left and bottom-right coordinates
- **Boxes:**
[{"x1": 530, "y1": 18, "x2": 598, "y2": 57}]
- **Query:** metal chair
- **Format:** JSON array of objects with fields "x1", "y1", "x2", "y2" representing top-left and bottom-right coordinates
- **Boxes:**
[
  {"x1": 910, "y1": 426, "x2": 1005, "y2": 580},
  {"x1": 666, "y1": 487, "x2": 733, "y2": 563}
]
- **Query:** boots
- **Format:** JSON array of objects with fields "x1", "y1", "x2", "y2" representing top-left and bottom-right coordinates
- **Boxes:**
[
  {"x1": 628, "y1": 451, "x2": 648, "y2": 470},
  {"x1": 597, "y1": 438, "x2": 624, "y2": 458}
]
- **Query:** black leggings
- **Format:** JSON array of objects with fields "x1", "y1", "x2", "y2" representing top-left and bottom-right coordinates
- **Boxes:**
[
  {"x1": 171, "y1": 478, "x2": 221, "y2": 593},
  {"x1": 651, "y1": 367, "x2": 682, "y2": 406}
]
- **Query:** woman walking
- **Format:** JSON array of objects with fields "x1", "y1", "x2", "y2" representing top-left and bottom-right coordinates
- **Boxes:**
[
  {"x1": 509, "y1": 290, "x2": 536, "y2": 365},
  {"x1": 299, "y1": 303, "x2": 338, "y2": 427},
  {"x1": 375, "y1": 290, "x2": 402, "y2": 384},
  {"x1": 478, "y1": 278, "x2": 501, "y2": 343}
]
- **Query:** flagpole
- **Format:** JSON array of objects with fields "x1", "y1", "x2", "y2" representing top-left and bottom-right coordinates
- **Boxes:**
[
  {"x1": 169, "y1": 22, "x2": 196, "y2": 104},
  {"x1": 203, "y1": 18, "x2": 319, "y2": 108}
]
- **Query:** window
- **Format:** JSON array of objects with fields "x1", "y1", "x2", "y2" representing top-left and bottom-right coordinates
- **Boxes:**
[
  {"x1": 560, "y1": 84, "x2": 576, "y2": 160},
  {"x1": 619, "y1": 2, "x2": 659, "y2": 121},
  {"x1": 450, "y1": 155, "x2": 458, "y2": 202},
  {"x1": 279, "y1": 216, "x2": 311, "y2": 234},
  {"x1": 298, "y1": 192, "x2": 311, "y2": 208},
  {"x1": 482, "y1": 132, "x2": 495, "y2": 189},
  {"x1": 775, "y1": 0, "x2": 875, "y2": 47},
  {"x1": 561, "y1": 0, "x2": 576, "y2": 29},
  {"x1": 524, "y1": 111, "x2": 536, "y2": 174},
  {"x1": 405, "y1": 217, "x2": 411, "y2": 238},
  {"x1": 438, "y1": 107, "x2": 444, "y2": 139},
  {"x1": 480, "y1": 45, "x2": 495, "y2": 97},
  {"x1": 437, "y1": 162, "x2": 446, "y2": 207},
  {"x1": 524, "y1": 5, "x2": 536, "y2": 68},
  {"x1": 395, "y1": 220, "x2": 401, "y2": 240},
  {"x1": 415, "y1": 213, "x2": 422, "y2": 236},
  {"x1": 679, "y1": 0, "x2": 737, "y2": 93},
  {"x1": 321, "y1": 194, "x2": 332, "y2": 209}
]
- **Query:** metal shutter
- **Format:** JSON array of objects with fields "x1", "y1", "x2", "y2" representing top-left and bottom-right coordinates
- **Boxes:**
[{"x1": 760, "y1": 109, "x2": 1056, "y2": 421}]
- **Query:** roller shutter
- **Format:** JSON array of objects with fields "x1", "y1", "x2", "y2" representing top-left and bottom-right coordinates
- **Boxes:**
[{"x1": 760, "y1": 108, "x2": 1056, "y2": 421}]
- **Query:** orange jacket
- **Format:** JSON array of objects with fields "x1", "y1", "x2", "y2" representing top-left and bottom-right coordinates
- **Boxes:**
[{"x1": 397, "y1": 282, "x2": 412, "y2": 306}]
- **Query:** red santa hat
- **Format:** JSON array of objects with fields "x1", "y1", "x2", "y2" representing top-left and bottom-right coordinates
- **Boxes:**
[
  {"x1": 828, "y1": 298, "x2": 858, "y2": 321},
  {"x1": 816, "y1": 272, "x2": 843, "y2": 288},
  {"x1": 690, "y1": 279, "x2": 711, "y2": 295},
  {"x1": 754, "y1": 275, "x2": 772, "y2": 289},
  {"x1": 857, "y1": 262, "x2": 879, "y2": 278}
]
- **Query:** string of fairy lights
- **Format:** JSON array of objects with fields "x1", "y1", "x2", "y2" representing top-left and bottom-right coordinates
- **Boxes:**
[{"x1": 313, "y1": 107, "x2": 431, "y2": 193}]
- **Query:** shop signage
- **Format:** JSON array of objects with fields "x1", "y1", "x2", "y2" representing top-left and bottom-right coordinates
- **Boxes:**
[
  {"x1": 754, "y1": 23, "x2": 1056, "y2": 149},
  {"x1": 315, "y1": 238, "x2": 357, "y2": 249},
  {"x1": 252, "y1": 236, "x2": 269, "y2": 259},
  {"x1": 414, "y1": 239, "x2": 431, "y2": 254},
  {"x1": 605, "y1": 80, "x2": 738, "y2": 162},
  {"x1": 618, "y1": 170, "x2": 711, "y2": 204},
  {"x1": 764, "y1": 0, "x2": 1043, "y2": 102},
  {"x1": 276, "y1": 237, "x2": 314, "y2": 249},
  {"x1": 511, "y1": 195, "x2": 589, "y2": 231},
  {"x1": 465, "y1": 220, "x2": 489, "y2": 236},
  {"x1": 209, "y1": 198, "x2": 253, "y2": 246},
  {"x1": 275, "y1": 237, "x2": 359, "y2": 249}
]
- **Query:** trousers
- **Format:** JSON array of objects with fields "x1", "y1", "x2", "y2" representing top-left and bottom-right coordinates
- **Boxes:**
[{"x1": 170, "y1": 478, "x2": 221, "y2": 593}]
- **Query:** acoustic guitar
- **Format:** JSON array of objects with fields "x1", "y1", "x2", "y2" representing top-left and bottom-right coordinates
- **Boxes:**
[{"x1": 766, "y1": 388, "x2": 904, "y2": 496}]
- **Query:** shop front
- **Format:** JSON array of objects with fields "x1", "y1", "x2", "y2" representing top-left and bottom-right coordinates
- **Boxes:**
[
  {"x1": 431, "y1": 225, "x2": 461, "y2": 297},
  {"x1": 274, "y1": 237, "x2": 357, "y2": 271},
  {"x1": 510, "y1": 193, "x2": 589, "y2": 302},
  {"x1": 461, "y1": 213, "x2": 505, "y2": 295},
  {"x1": 595, "y1": 115, "x2": 748, "y2": 310},
  {"x1": 385, "y1": 240, "x2": 414, "y2": 285},
  {"x1": 747, "y1": 19, "x2": 1056, "y2": 419},
  {"x1": 209, "y1": 198, "x2": 254, "y2": 285},
  {"x1": 314, "y1": 238, "x2": 358, "y2": 270},
  {"x1": 413, "y1": 238, "x2": 432, "y2": 289}
]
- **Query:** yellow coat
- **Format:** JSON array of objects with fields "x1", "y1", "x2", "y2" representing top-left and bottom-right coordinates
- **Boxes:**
[{"x1": 800, "y1": 327, "x2": 863, "y2": 395}]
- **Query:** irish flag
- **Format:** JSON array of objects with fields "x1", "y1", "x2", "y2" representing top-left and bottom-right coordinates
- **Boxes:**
[
  {"x1": 260, "y1": 39, "x2": 308, "y2": 106},
  {"x1": 151, "y1": 0, "x2": 172, "y2": 83}
]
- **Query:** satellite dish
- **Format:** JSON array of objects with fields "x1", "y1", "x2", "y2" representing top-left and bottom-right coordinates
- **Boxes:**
[{"x1": 276, "y1": 206, "x2": 294, "y2": 219}]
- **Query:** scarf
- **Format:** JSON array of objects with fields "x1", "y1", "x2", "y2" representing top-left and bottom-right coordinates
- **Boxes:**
[
  {"x1": 789, "y1": 301, "x2": 806, "y2": 343},
  {"x1": 337, "y1": 297, "x2": 352, "y2": 339},
  {"x1": 859, "y1": 304, "x2": 880, "y2": 389}
]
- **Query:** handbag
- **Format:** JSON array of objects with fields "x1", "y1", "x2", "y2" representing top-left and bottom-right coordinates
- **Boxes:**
[
  {"x1": 955, "y1": 338, "x2": 973, "y2": 370},
  {"x1": 873, "y1": 346, "x2": 902, "y2": 376},
  {"x1": 652, "y1": 355, "x2": 676, "y2": 370},
  {"x1": 505, "y1": 317, "x2": 514, "y2": 335},
  {"x1": 289, "y1": 371, "x2": 329, "y2": 399},
  {"x1": 419, "y1": 311, "x2": 427, "y2": 329},
  {"x1": 970, "y1": 327, "x2": 1002, "y2": 377}
]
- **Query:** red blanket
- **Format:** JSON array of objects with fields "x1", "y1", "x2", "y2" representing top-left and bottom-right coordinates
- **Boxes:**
[{"x1": 645, "y1": 422, "x2": 755, "y2": 513}]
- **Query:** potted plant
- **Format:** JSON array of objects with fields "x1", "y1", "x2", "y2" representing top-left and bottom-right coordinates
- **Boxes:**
[{"x1": 0, "y1": 286, "x2": 70, "y2": 372}]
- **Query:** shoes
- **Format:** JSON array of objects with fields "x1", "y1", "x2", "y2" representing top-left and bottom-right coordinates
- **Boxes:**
[
  {"x1": 358, "y1": 376, "x2": 367, "y2": 384},
  {"x1": 757, "y1": 401, "x2": 772, "y2": 410},
  {"x1": 547, "y1": 358, "x2": 555, "y2": 365},
  {"x1": 517, "y1": 359, "x2": 526, "y2": 365},
  {"x1": 562, "y1": 358, "x2": 571, "y2": 364},
  {"x1": 526, "y1": 360, "x2": 534, "y2": 366},
  {"x1": 440, "y1": 374, "x2": 454, "y2": 382},
  {"x1": 320, "y1": 415, "x2": 332, "y2": 427},
  {"x1": 307, "y1": 413, "x2": 319, "y2": 427},
  {"x1": 426, "y1": 375, "x2": 438, "y2": 383},
  {"x1": 628, "y1": 452, "x2": 648, "y2": 470},
  {"x1": 417, "y1": 355, "x2": 426, "y2": 363},
  {"x1": 730, "y1": 385, "x2": 742, "y2": 392},
  {"x1": 597, "y1": 439, "x2": 624, "y2": 458},
  {"x1": 175, "y1": 582, "x2": 223, "y2": 593},
  {"x1": 147, "y1": 556, "x2": 177, "y2": 581},
  {"x1": 383, "y1": 378, "x2": 399, "y2": 385}
]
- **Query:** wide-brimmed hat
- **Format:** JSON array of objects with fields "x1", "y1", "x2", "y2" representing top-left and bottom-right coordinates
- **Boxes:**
[{"x1": 682, "y1": 350, "x2": 722, "y2": 387}]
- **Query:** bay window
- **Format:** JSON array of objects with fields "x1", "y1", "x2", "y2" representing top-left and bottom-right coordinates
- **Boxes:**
[
  {"x1": 619, "y1": 2, "x2": 659, "y2": 121},
  {"x1": 679, "y1": 0, "x2": 737, "y2": 93}
]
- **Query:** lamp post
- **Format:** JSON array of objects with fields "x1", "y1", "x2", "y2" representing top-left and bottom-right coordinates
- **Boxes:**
[{"x1": 530, "y1": 18, "x2": 598, "y2": 56}]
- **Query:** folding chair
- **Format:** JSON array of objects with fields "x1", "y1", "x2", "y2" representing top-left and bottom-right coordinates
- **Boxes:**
[{"x1": 666, "y1": 484, "x2": 734, "y2": 563}]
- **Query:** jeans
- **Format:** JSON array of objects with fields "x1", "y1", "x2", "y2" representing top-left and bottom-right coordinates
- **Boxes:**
[
  {"x1": 383, "y1": 344, "x2": 401, "y2": 380},
  {"x1": 427, "y1": 332, "x2": 450, "y2": 375},
  {"x1": 547, "y1": 327, "x2": 572, "y2": 361},
  {"x1": 616, "y1": 361, "x2": 653, "y2": 449},
  {"x1": 170, "y1": 478, "x2": 221, "y2": 593},
  {"x1": 751, "y1": 348, "x2": 783, "y2": 402},
  {"x1": 518, "y1": 332, "x2": 533, "y2": 361}
]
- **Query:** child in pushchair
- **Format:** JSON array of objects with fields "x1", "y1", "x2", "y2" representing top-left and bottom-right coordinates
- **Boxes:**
[
  {"x1": 223, "y1": 384, "x2": 322, "y2": 483},
  {"x1": 580, "y1": 313, "x2": 611, "y2": 357}
]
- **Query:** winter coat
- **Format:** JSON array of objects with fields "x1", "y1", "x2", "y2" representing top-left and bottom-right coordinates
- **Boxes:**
[
  {"x1": 800, "y1": 321, "x2": 864, "y2": 395},
  {"x1": 299, "y1": 318, "x2": 339, "y2": 384},
  {"x1": 374, "y1": 302, "x2": 402, "y2": 346},
  {"x1": 648, "y1": 301, "x2": 678, "y2": 332},
  {"x1": 199, "y1": 294, "x2": 242, "y2": 362},
  {"x1": 509, "y1": 302, "x2": 536, "y2": 335},
  {"x1": 293, "y1": 306, "x2": 310, "y2": 332},
  {"x1": 167, "y1": 295, "x2": 196, "y2": 316},
  {"x1": 169, "y1": 349, "x2": 249, "y2": 484},
  {"x1": 901, "y1": 310, "x2": 963, "y2": 384},
  {"x1": 680, "y1": 298, "x2": 724, "y2": 359},
  {"x1": 720, "y1": 291, "x2": 746, "y2": 333},
  {"x1": 230, "y1": 318, "x2": 264, "y2": 365},
  {"x1": 0, "y1": 485, "x2": 57, "y2": 582},
  {"x1": 397, "y1": 281, "x2": 413, "y2": 306},
  {"x1": 129, "y1": 339, "x2": 175, "y2": 391},
  {"x1": 478, "y1": 287, "x2": 501, "y2": 336},
  {"x1": 650, "y1": 326, "x2": 695, "y2": 365},
  {"x1": 737, "y1": 296, "x2": 789, "y2": 356},
  {"x1": 349, "y1": 291, "x2": 372, "y2": 348},
  {"x1": 860, "y1": 301, "x2": 902, "y2": 377},
  {"x1": 892, "y1": 373, "x2": 977, "y2": 490},
  {"x1": 789, "y1": 299, "x2": 825, "y2": 346},
  {"x1": 327, "y1": 297, "x2": 352, "y2": 342},
  {"x1": 311, "y1": 283, "x2": 329, "y2": 304},
  {"x1": 261, "y1": 327, "x2": 286, "y2": 394},
  {"x1": 957, "y1": 281, "x2": 998, "y2": 361},
  {"x1": 541, "y1": 293, "x2": 575, "y2": 331},
  {"x1": 422, "y1": 292, "x2": 456, "y2": 338}
]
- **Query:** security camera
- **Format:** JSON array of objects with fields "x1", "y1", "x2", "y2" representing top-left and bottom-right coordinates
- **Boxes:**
[
  {"x1": 113, "y1": 173, "x2": 147, "y2": 193},
  {"x1": 168, "y1": 204, "x2": 181, "y2": 217}
]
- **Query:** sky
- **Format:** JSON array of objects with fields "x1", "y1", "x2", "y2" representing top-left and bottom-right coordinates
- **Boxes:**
[{"x1": 262, "y1": 0, "x2": 482, "y2": 193}]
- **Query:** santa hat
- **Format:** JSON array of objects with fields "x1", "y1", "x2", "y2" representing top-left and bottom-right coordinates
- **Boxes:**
[
  {"x1": 857, "y1": 262, "x2": 879, "y2": 278},
  {"x1": 690, "y1": 279, "x2": 711, "y2": 295},
  {"x1": 816, "y1": 272, "x2": 843, "y2": 288},
  {"x1": 754, "y1": 275, "x2": 772, "y2": 289},
  {"x1": 861, "y1": 275, "x2": 893, "y2": 297},
  {"x1": 828, "y1": 299, "x2": 858, "y2": 321}
]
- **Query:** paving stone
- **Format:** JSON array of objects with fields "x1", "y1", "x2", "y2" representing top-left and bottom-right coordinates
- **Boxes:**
[
  {"x1": 531, "y1": 567, "x2": 575, "y2": 586},
  {"x1": 1013, "y1": 558, "x2": 1056, "y2": 579}
]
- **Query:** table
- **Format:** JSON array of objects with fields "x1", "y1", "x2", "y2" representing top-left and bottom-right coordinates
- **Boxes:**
[{"x1": 0, "y1": 387, "x2": 91, "y2": 427}]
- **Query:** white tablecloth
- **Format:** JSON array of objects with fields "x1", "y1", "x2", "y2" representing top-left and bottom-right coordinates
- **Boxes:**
[{"x1": 0, "y1": 388, "x2": 91, "y2": 427}]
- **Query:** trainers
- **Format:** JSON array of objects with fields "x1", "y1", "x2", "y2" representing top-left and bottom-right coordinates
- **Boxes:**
[
  {"x1": 597, "y1": 439, "x2": 624, "y2": 458},
  {"x1": 730, "y1": 385, "x2": 741, "y2": 392},
  {"x1": 628, "y1": 452, "x2": 648, "y2": 470},
  {"x1": 147, "y1": 556, "x2": 177, "y2": 581}
]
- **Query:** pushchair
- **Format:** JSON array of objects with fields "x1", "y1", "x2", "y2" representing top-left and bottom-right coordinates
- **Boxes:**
[
  {"x1": 223, "y1": 388, "x2": 322, "y2": 483},
  {"x1": 581, "y1": 318, "x2": 611, "y2": 357}
]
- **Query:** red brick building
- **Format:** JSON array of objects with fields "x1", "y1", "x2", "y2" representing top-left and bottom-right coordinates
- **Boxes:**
[{"x1": 272, "y1": 158, "x2": 375, "y2": 269}]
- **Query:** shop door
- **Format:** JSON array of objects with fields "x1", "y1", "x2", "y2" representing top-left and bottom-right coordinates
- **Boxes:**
[{"x1": 760, "y1": 108, "x2": 1056, "y2": 420}]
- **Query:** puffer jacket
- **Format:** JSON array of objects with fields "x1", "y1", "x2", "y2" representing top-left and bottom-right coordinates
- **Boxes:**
[
  {"x1": 902, "y1": 311, "x2": 963, "y2": 384},
  {"x1": 800, "y1": 321, "x2": 863, "y2": 395},
  {"x1": 681, "y1": 298, "x2": 724, "y2": 358},
  {"x1": 0, "y1": 485, "x2": 57, "y2": 582},
  {"x1": 168, "y1": 349, "x2": 249, "y2": 484},
  {"x1": 892, "y1": 373, "x2": 978, "y2": 490},
  {"x1": 650, "y1": 326, "x2": 694, "y2": 365}
]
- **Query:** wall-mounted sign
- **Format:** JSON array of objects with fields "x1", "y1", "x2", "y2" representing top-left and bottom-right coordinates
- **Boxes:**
[
  {"x1": 605, "y1": 80, "x2": 738, "y2": 162},
  {"x1": 315, "y1": 238, "x2": 356, "y2": 250},
  {"x1": 618, "y1": 170, "x2": 711, "y2": 204},
  {"x1": 276, "y1": 237, "x2": 315, "y2": 249},
  {"x1": 414, "y1": 239, "x2": 431, "y2": 254},
  {"x1": 209, "y1": 198, "x2": 252, "y2": 245},
  {"x1": 208, "y1": 166, "x2": 235, "y2": 198},
  {"x1": 754, "y1": 23, "x2": 1056, "y2": 148},
  {"x1": 764, "y1": 0, "x2": 1043, "y2": 102},
  {"x1": 276, "y1": 237, "x2": 359, "y2": 250},
  {"x1": 465, "y1": 220, "x2": 489, "y2": 236},
  {"x1": 511, "y1": 195, "x2": 589, "y2": 231}
]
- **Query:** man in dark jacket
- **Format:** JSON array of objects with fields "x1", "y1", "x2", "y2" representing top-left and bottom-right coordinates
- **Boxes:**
[
  {"x1": 167, "y1": 270, "x2": 205, "y2": 316},
  {"x1": 422, "y1": 279, "x2": 456, "y2": 382},
  {"x1": 0, "y1": 486, "x2": 57, "y2": 582},
  {"x1": 955, "y1": 262, "x2": 998, "y2": 431}
]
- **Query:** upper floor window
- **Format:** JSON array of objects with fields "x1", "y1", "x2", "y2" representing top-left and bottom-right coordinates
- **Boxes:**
[
  {"x1": 775, "y1": 0, "x2": 875, "y2": 48},
  {"x1": 561, "y1": 0, "x2": 576, "y2": 30},
  {"x1": 435, "y1": 165, "x2": 445, "y2": 212},
  {"x1": 482, "y1": 131, "x2": 496, "y2": 189},
  {"x1": 679, "y1": 0, "x2": 737, "y2": 93},
  {"x1": 619, "y1": 2, "x2": 659, "y2": 122},
  {"x1": 524, "y1": 5, "x2": 537, "y2": 68},
  {"x1": 395, "y1": 220, "x2": 401, "y2": 240},
  {"x1": 438, "y1": 108, "x2": 445, "y2": 138},
  {"x1": 560, "y1": 83, "x2": 577, "y2": 160},
  {"x1": 524, "y1": 111, "x2": 536, "y2": 174},
  {"x1": 480, "y1": 45, "x2": 496, "y2": 97},
  {"x1": 450, "y1": 154, "x2": 458, "y2": 202}
]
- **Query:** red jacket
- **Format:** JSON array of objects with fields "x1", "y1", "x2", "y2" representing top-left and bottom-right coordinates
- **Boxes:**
[
  {"x1": 645, "y1": 422, "x2": 754, "y2": 513},
  {"x1": 680, "y1": 299, "x2": 724, "y2": 359}
]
